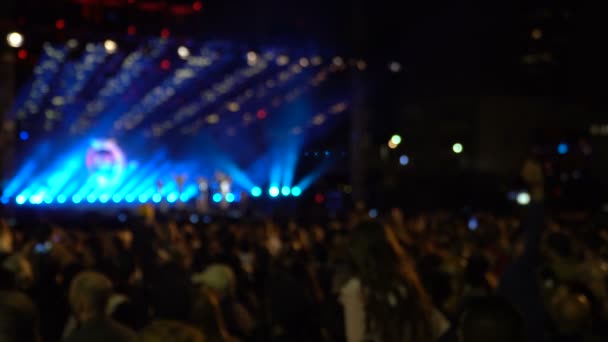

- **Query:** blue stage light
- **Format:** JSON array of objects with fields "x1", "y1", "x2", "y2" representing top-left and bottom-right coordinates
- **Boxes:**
[
  {"x1": 87, "y1": 194, "x2": 96, "y2": 203},
  {"x1": 57, "y1": 195, "x2": 67, "y2": 204},
  {"x1": 167, "y1": 193, "x2": 178, "y2": 203},
  {"x1": 1, "y1": 197, "x2": 9, "y2": 204},
  {"x1": 225, "y1": 193, "x2": 235, "y2": 203},
  {"x1": 72, "y1": 194, "x2": 82, "y2": 203},
  {"x1": 180, "y1": 194, "x2": 189, "y2": 202},
  {"x1": 112, "y1": 195, "x2": 122, "y2": 203},
  {"x1": 16, "y1": 195, "x2": 26, "y2": 205},
  {"x1": 43, "y1": 195, "x2": 53, "y2": 204},
  {"x1": 281, "y1": 186, "x2": 291, "y2": 196},
  {"x1": 19, "y1": 131, "x2": 29, "y2": 141},
  {"x1": 125, "y1": 195, "x2": 136, "y2": 203},
  {"x1": 212, "y1": 193, "x2": 222, "y2": 203},
  {"x1": 152, "y1": 194, "x2": 162, "y2": 203},
  {"x1": 291, "y1": 187, "x2": 302, "y2": 197},
  {"x1": 251, "y1": 187, "x2": 262, "y2": 197},
  {"x1": 558, "y1": 143, "x2": 569, "y2": 155},
  {"x1": 99, "y1": 194, "x2": 110, "y2": 203},
  {"x1": 269, "y1": 186, "x2": 280, "y2": 197},
  {"x1": 138, "y1": 194, "x2": 147, "y2": 203}
]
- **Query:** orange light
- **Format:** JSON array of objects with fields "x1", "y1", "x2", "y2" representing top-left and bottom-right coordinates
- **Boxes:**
[
  {"x1": 192, "y1": 1, "x2": 203, "y2": 11},
  {"x1": 17, "y1": 49, "x2": 28, "y2": 60},
  {"x1": 55, "y1": 19, "x2": 65, "y2": 30}
]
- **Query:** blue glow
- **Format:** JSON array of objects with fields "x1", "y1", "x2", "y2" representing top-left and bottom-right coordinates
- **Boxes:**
[
  {"x1": 281, "y1": 186, "x2": 291, "y2": 196},
  {"x1": 291, "y1": 186, "x2": 302, "y2": 197},
  {"x1": 399, "y1": 155, "x2": 409, "y2": 166},
  {"x1": 112, "y1": 194, "x2": 122, "y2": 203},
  {"x1": 558, "y1": 143, "x2": 569, "y2": 155},
  {"x1": 72, "y1": 194, "x2": 82, "y2": 203},
  {"x1": 225, "y1": 193, "x2": 235, "y2": 203},
  {"x1": 99, "y1": 194, "x2": 110, "y2": 203},
  {"x1": 167, "y1": 193, "x2": 178, "y2": 203},
  {"x1": 57, "y1": 195, "x2": 67, "y2": 203},
  {"x1": 269, "y1": 186, "x2": 280, "y2": 197},
  {"x1": 16, "y1": 195, "x2": 26, "y2": 205},
  {"x1": 87, "y1": 194, "x2": 96, "y2": 203},
  {"x1": 138, "y1": 194, "x2": 148, "y2": 203},
  {"x1": 125, "y1": 195, "x2": 136, "y2": 203},
  {"x1": 212, "y1": 193, "x2": 222, "y2": 203},
  {"x1": 152, "y1": 193, "x2": 162, "y2": 203},
  {"x1": 1, "y1": 197, "x2": 8, "y2": 204},
  {"x1": 251, "y1": 187, "x2": 262, "y2": 197},
  {"x1": 19, "y1": 131, "x2": 29, "y2": 141},
  {"x1": 43, "y1": 195, "x2": 53, "y2": 204}
]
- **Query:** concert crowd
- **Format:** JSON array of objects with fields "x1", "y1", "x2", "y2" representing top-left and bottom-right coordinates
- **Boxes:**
[{"x1": 1, "y1": 162, "x2": 607, "y2": 342}]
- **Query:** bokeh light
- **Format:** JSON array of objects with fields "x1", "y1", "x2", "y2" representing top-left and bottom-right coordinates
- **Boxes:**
[
  {"x1": 6, "y1": 32, "x2": 24, "y2": 48},
  {"x1": 251, "y1": 187, "x2": 262, "y2": 197},
  {"x1": 269, "y1": 186, "x2": 280, "y2": 197},
  {"x1": 452, "y1": 143, "x2": 463, "y2": 154}
]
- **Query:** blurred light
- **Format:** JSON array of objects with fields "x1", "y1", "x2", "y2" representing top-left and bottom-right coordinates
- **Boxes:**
[
  {"x1": 516, "y1": 192, "x2": 531, "y2": 206},
  {"x1": 160, "y1": 28, "x2": 170, "y2": 39},
  {"x1": 311, "y1": 56, "x2": 322, "y2": 65},
  {"x1": 177, "y1": 46, "x2": 190, "y2": 59},
  {"x1": 313, "y1": 114, "x2": 325, "y2": 125},
  {"x1": 369, "y1": 209, "x2": 378, "y2": 218},
  {"x1": 190, "y1": 214, "x2": 199, "y2": 224},
  {"x1": 269, "y1": 186, "x2": 280, "y2": 197},
  {"x1": 67, "y1": 39, "x2": 78, "y2": 49},
  {"x1": 1, "y1": 197, "x2": 8, "y2": 205},
  {"x1": 276, "y1": 55, "x2": 289, "y2": 66},
  {"x1": 193, "y1": 1, "x2": 203, "y2": 11},
  {"x1": 291, "y1": 187, "x2": 302, "y2": 197},
  {"x1": 251, "y1": 187, "x2": 262, "y2": 197},
  {"x1": 125, "y1": 195, "x2": 136, "y2": 203},
  {"x1": 390, "y1": 134, "x2": 402, "y2": 145},
  {"x1": 388, "y1": 61, "x2": 402, "y2": 73},
  {"x1": 206, "y1": 114, "x2": 219, "y2": 124},
  {"x1": 299, "y1": 57, "x2": 310, "y2": 67},
  {"x1": 55, "y1": 19, "x2": 65, "y2": 30},
  {"x1": 531, "y1": 28, "x2": 543, "y2": 40},
  {"x1": 227, "y1": 102, "x2": 240, "y2": 112},
  {"x1": 127, "y1": 25, "x2": 137, "y2": 35},
  {"x1": 388, "y1": 140, "x2": 398, "y2": 149},
  {"x1": 87, "y1": 194, "x2": 96, "y2": 203},
  {"x1": 399, "y1": 155, "x2": 410, "y2": 166},
  {"x1": 72, "y1": 195, "x2": 82, "y2": 204},
  {"x1": 138, "y1": 194, "x2": 147, "y2": 203},
  {"x1": 314, "y1": 193, "x2": 325, "y2": 204},
  {"x1": 356, "y1": 60, "x2": 367, "y2": 70},
  {"x1": 57, "y1": 195, "x2": 67, "y2": 204},
  {"x1": 160, "y1": 59, "x2": 171, "y2": 70},
  {"x1": 468, "y1": 217, "x2": 479, "y2": 230},
  {"x1": 17, "y1": 49, "x2": 28, "y2": 60},
  {"x1": 112, "y1": 195, "x2": 122, "y2": 203},
  {"x1": 332, "y1": 56, "x2": 344, "y2": 67},
  {"x1": 152, "y1": 193, "x2": 162, "y2": 203},
  {"x1": 99, "y1": 194, "x2": 110, "y2": 203},
  {"x1": 246, "y1": 51, "x2": 258, "y2": 66},
  {"x1": 19, "y1": 131, "x2": 29, "y2": 141},
  {"x1": 16, "y1": 195, "x2": 26, "y2": 205},
  {"x1": 6, "y1": 32, "x2": 24, "y2": 48},
  {"x1": 452, "y1": 143, "x2": 463, "y2": 154},
  {"x1": 281, "y1": 187, "x2": 291, "y2": 196},
  {"x1": 167, "y1": 193, "x2": 178, "y2": 203},
  {"x1": 256, "y1": 109, "x2": 267, "y2": 120},
  {"x1": 212, "y1": 193, "x2": 222, "y2": 203},
  {"x1": 557, "y1": 143, "x2": 569, "y2": 155},
  {"x1": 104, "y1": 40, "x2": 117, "y2": 53},
  {"x1": 225, "y1": 193, "x2": 235, "y2": 203}
]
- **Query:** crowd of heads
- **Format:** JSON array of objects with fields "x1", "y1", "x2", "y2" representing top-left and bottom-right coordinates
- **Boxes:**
[{"x1": 0, "y1": 199, "x2": 607, "y2": 341}]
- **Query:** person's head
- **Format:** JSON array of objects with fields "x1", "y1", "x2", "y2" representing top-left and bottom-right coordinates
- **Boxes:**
[
  {"x1": 0, "y1": 291, "x2": 40, "y2": 342},
  {"x1": 348, "y1": 220, "x2": 433, "y2": 341},
  {"x1": 552, "y1": 292, "x2": 592, "y2": 335},
  {"x1": 140, "y1": 320, "x2": 204, "y2": 342},
  {"x1": 68, "y1": 271, "x2": 113, "y2": 322},
  {"x1": 459, "y1": 297, "x2": 525, "y2": 342}
]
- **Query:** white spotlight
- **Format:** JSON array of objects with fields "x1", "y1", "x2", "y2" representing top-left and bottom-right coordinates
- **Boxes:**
[
  {"x1": 388, "y1": 61, "x2": 402, "y2": 73},
  {"x1": 246, "y1": 51, "x2": 258, "y2": 66},
  {"x1": 104, "y1": 40, "x2": 117, "y2": 54},
  {"x1": 452, "y1": 143, "x2": 463, "y2": 154},
  {"x1": 6, "y1": 32, "x2": 24, "y2": 48},
  {"x1": 177, "y1": 46, "x2": 190, "y2": 59},
  {"x1": 516, "y1": 192, "x2": 531, "y2": 206}
]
